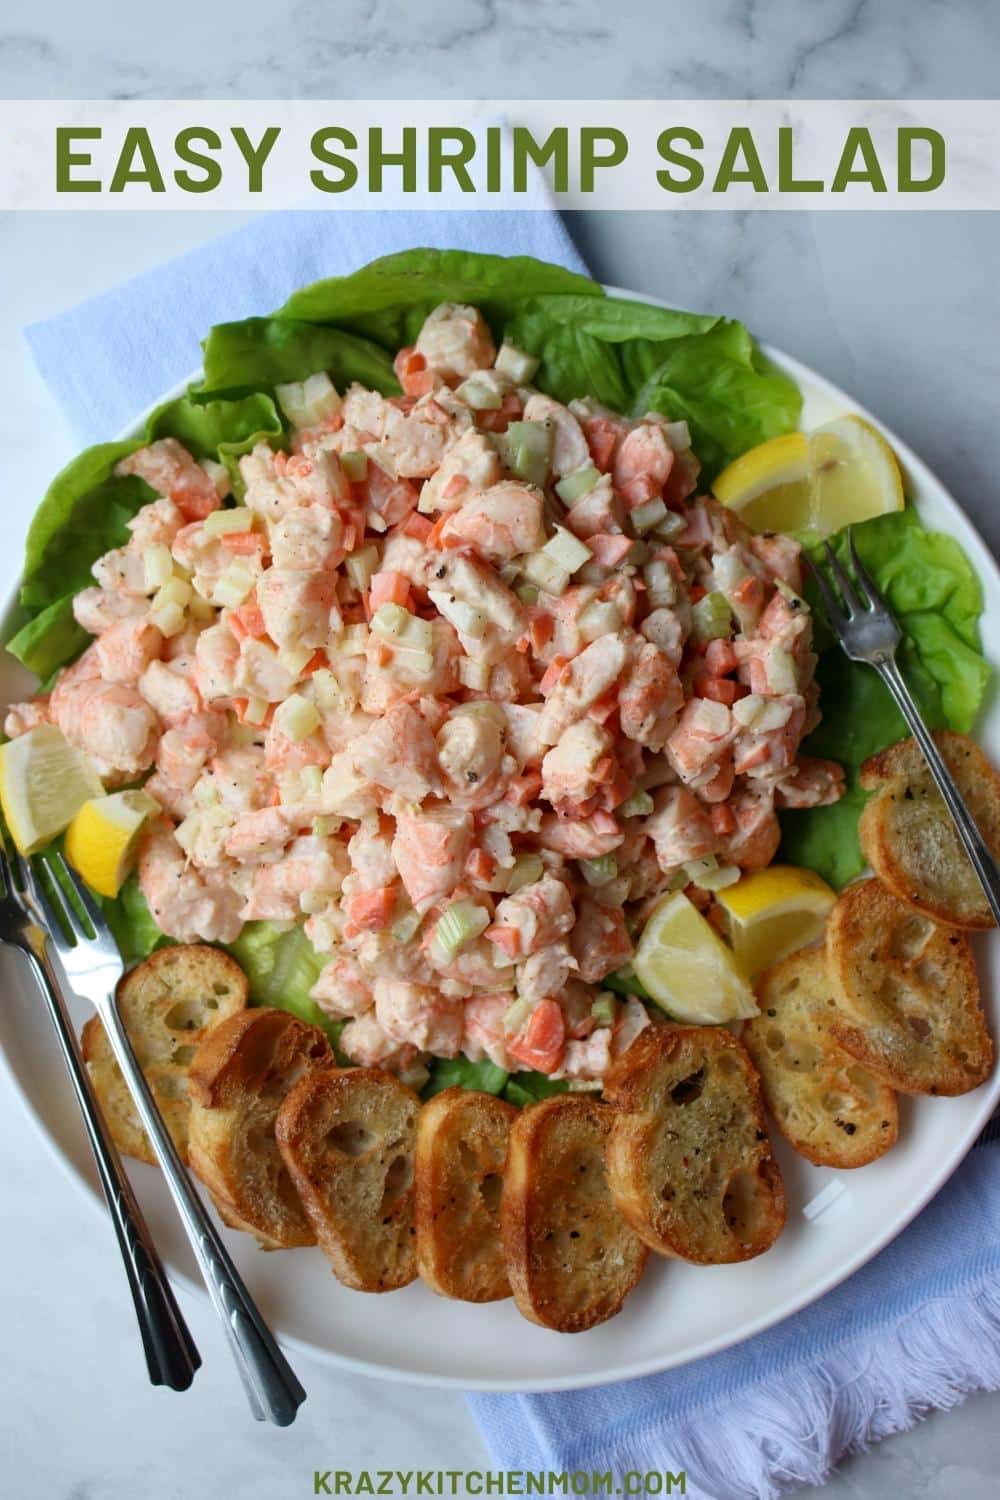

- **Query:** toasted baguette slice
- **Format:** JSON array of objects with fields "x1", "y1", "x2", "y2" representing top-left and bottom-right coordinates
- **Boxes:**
[
  {"x1": 859, "y1": 730, "x2": 1000, "y2": 930},
  {"x1": 604, "y1": 1025, "x2": 785, "y2": 1263},
  {"x1": 501, "y1": 1094, "x2": 647, "y2": 1332},
  {"x1": 187, "y1": 1007, "x2": 333, "y2": 1248},
  {"x1": 81, "y1": 944, "x2": 248, "y2": 1165},
  {"x1": 276, "y1": 1068, "x2": 420, "y2": 1291},
  {"x1": 744, "y1": 948, "x2": 898, "y2": 1167},
  {"x1": 825, "y1": 878, "x2": 992, "y2": 1095},
  {"x1": 415, "y1": 1087, "x2": 517, "y2": 1303}
]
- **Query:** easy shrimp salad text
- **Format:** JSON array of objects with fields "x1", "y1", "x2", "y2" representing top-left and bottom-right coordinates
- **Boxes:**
[{"x1": 5, "y1": 251, "x2": 989, "y2": 1096}]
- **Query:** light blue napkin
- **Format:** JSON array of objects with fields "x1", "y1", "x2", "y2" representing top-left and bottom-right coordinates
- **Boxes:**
[
  {"x1": 24, "y1": 209, "x2": 587, "y2": 443},
  {"x1": 24, "y1": 209, "x2": 1000, "y2": 1500}
]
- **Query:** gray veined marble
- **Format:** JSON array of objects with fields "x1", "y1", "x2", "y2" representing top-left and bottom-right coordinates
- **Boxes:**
[{"x1": 2, "y1": 2, "x2": 1000, "y2": 1497}]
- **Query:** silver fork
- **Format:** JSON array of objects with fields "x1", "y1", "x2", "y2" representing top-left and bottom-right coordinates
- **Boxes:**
[
  {"x1": 26, "y1": 850, "x2": 307, "y2": 1426},
  {"x1": 811, "y1": 527, "x2": 1000, "y2": 924},
  {"x1": 0, "y1": 840, "x2": 201, "y2": 1391}
]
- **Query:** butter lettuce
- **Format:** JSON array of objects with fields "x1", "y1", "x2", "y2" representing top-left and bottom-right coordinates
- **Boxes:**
[
  {"x1": 780, "y1": 508, "x2": 991, "y2": 886},
  {"x1": 198, "y1": 318, "x2": 399, "y2": 401}
]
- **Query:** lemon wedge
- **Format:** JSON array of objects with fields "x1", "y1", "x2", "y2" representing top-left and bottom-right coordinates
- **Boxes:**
[
  {"x1": 64, "y1": 789, "x2": 160, "y2": 898},
  {"x1": 633, "y1": 891, "x2": 758, "y2": 1024},
  {"x1": 716, "y1": 865, "x2": 836, "y2": 980},
  {"x1": 0, "y1": 725, "x2": 105, "y2": 856},
  {"x1": 713, "y1": 415, "x2": 904, "y2": 537}
]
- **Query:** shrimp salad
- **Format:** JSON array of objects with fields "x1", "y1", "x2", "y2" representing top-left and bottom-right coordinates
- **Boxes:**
[{"x1": 6, "y1": 301, "x2": 845, "y2": 1085}]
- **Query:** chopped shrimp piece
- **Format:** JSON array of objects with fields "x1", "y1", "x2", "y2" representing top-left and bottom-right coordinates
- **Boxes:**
[
  {"x1": 234, "y1": 638, "x2": 298, "y2": 703},
  {"x1": 73, "y1": 587, "x2": 148, "y2": 635},
  {"x1": 139, "y1": 821, "x2": 244, "y2": 943},
  {"x1": 640, "y1": 608, "x2": 686, "y2": 665},
  {"x1": 506, "y1": 994, "x2": 566, "y2": 1074},
  {"x1": 571, "y1": 899, "x2": 632, "y2": 984},
  {"x1": 723, "y1": 788, "x2": 781, "y2": 870},
  {"x1": 438, "y1": 481, "x2": 544, "y2": 563},
  {"x1": 537, "y1": 632, "x2": 628, "y2": 746},
  {"x1": 49, "y1": 662, "x2": 157, "y2": 781},
  {"x1": 775, "y1": 758, "x2": 845, "y2": 809},
  {"x1": 339, "y1": 1013, "x2": 417, "y2": 1071},
  {"x1": 613, "y1": 422, "x2": 674, "y2": 507},
  {"x1": 361, "y1": 616, "x2": 460, "y2": 713},
  {"x1": 436, "y1": 706, "x2": 506, "y2": 808},
  {"x1": 426, "y1": 553, "x2": 524, "y2": 664},
  {"x1": 257, "y1": 569, "x2": 339, "y2": 650},
  {"x1": 241, "y1": 835, "x2": 349, "y2": 921},
  {"x1": 564, "y1": 475, "x2": 625, "y2": 541},
  {"x1": 666, "y1": 698, "x2": 736, "y2": 786},
  {"x1": 351, "y1": 701, "x2": 440, "y2": 803},
  {"x1": 193, "y1": 622, "x2": 240, "y2": 702},
  {"x1": 555, "y1": 1028, "x2": 612, "y2": 1082},
  {"x1": 150, "y1": 711, "x2": 224, "y2": 796},
  {"x1": 646, "y1": 785, "x2": 717, "y2": 872},
  {"x1": 500, "y1": 703, "x2": 545, "y2": 768},
  {"x1": 117, "y1": 439, "x2": 220, "y2": 522},
  {"x1": 462, "y1": 992, "x2": 515, "y2": 1071},
  {"x1": 414, "y1": 303, "x2": 495, "y2": 382},
  {"x1": 238, "y1": 443, "x2": 303, "y2": 521},
  {"x1": 541, "y1": 720, "x2": 614, "y2": 812},
  {"x1": 138, "y1": 658, "x2": 200, "y2": 722},
  {"x1": 310, "y1": 956, "x2": 373, "y2": 1020},
  {"x1": 125, "y1": 496, "x2": 186, "y2": 550},
  {"x1": 92, "y1": 545, "x2": 148, "y2": 598},
  {"x1": 4, "y1": 700, "x2": 51, "y2": 737},
  {"x1": 538, "y1": 811, "x2": 624, "y2": 859},
  {"x1": 750, "y1": 532, "x2": 803, "y2": 592},
  {"x1": 488, "y1": 875, "x2": 574, "y2": 958},
  {"x1": 269, "y1": 503, "x2": 345, "y2": 571},
  {"x1": 374, "y1": 979, "x2": 463, "y2": 1057},
  {"x1": 419, "y1": 430, "x2": 502, "y2": 514},
  {"x1": 392, "y1": 808, "x2": 473, "y2": 909},
  {"x1": 224, "y1": 806, "x2": 292, "y2": 864},
  {"x1": 613, "y1": 995, "x2": 652, "y2": 1058},
  {"x1": 619, "y1": 641, "x2": 684, "y2": 752},
  {"x1": 522, "y1": 393, "x2": 590, "y2": 477}
]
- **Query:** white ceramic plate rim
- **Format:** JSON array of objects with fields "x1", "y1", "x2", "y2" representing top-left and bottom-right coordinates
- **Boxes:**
[{"x1": 2, "y1": 282, "x2": 998, "y2": 1393}]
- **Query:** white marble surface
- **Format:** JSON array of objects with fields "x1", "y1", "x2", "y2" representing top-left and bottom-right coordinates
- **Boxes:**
[{"x1": 3, "y1": 4, "x2": 1000, "y2": 1497}]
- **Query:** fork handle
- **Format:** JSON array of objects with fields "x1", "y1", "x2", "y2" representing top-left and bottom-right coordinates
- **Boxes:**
[
  {"x1": 97, "y1": 993, "x2": 306, "y2": 1427},
  {"x1": 22, "y1": 943, "x2": 200, "y2": 1392},
  {"x1": 877, "y1": 653, "x2": 1000, "y2": 925}
]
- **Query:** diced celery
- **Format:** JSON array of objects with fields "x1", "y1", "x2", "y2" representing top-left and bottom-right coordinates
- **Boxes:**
[
  {"x1": 399, "y1": 1059, "x2": 431, "y2": 1092},
  {"x1": 275, "y1": 371, "x2": 341, "y2": 429},
  {"x1": 152, "y1": 577, "x2": 192, "y2": 612},
  {"x1": 515, "y1": 581, "x2": 541, "y2": 606},
  {"x1": 212, "y1": 560, "x2": 255, "y2": 608},
  {"x1": 495, "y1": 342, "x2": 540, "y2": 383},
  {"x1": 578, "y1": 599, "x2": 623, "y2": 643},
  {"x1": 456, "y1": 375, "x2": 503, "y2": 411},
  {"x1": 630, "y1": 498, "x2": 668, "y2": 534},
  {"x1": 274, "y1": 694, "x2": 321, "y2": 743},
  {"x1": 591, "y1": 993, "x2": 617, "y2": 1027},
  {"x1": 776, "y1": 579, "x2": 808, "y2": 611},
  {"x1": 642, "y1": 559, "x2": 677, "y2": 608},
  {"x1": 300, "y1": 765, "x2": 323, "y2": 797},
  {"x1": 542, "y1": 526, "x2": 592, "y2": 575},
  {"x1": 653, "y1": 510, "x2": 686, "y2": 541},
  {"x1": 299, "y1": 889, "x2": 332, "y2": 915},
  {"x1": 150, "y1": 602, "x2": 186, "y2": 638},
  {"x1": 503, "y1": 995, "x2": 534, "y2": 1034},
  {"x1": 520, "y1": 552, "x2": 569, "y2": 597},
  {"x1": 277, "y1": 642, "x2": 315, "y2": 679},
  {"x1": 732, "y1": 693, "x2": 765, "y2": 727},
  {"x1": 503, "y1": 421, "x2": 551, "y2": 486},
  {"x1": 243, "y1": 696, "x2": 269, "y2": 726},
  {"x1": 391, "y1": 908, "x2": 423, "y2": 943},
  {"x1": 766, "y1": 646, "x2": 799, "y2": 695},
  {"x1": 434, "y1": 900, "x2": 489, "y2": 957},
  {"x1": 428, "y1": 589, "x2": 487, "y2": 638},
  {"x1": 694, "y1": 863, "x2": 742, "y2": 892},
  {"x1": 457, "y1": 657, "x2": 492, "y2": 691},
  {"x1": 345, "y1": 544, "x2": 379, "y2": 592},
  {"x1": 371, "y1": 604, "x2": 432, "y2": 654},
  {"x1": 555, "y1": 465, "x2": 600, "y2": 505},
  {"x1": 341, "y1": 450, "x2": 369, "y2": 484},
  {"x1": 663, "y1": 420, "x2": 691, "y2": 451},
  {"x1": 143, "y1": 544, "x2": 174, "y2": 592},
  {"x1": 579, "y1": 854, "x2": 618, "y2": 887},
  {"x1": 313, "y1": 815, "x2": 341, "y2": 837},
  {"x1": 506, "y1": 853, "x2": 544, "y2": 894},
  {"x1": 203, "y1": 507, "x2": 254, "y2": 538},
  {"x1": 339, "y1": 624, "x2": 369, "y2": 656},
  {"x1": 619, "y1": 789, "x2": 654, "y2": 818},
  {"x1": 691, "y1": 591, "x2": 733, "y2": 643}
]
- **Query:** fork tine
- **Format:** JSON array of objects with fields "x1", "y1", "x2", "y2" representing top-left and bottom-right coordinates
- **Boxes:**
[
  {"x1": 51, "y1": 850, "x2": 106, "y2": 934},
  {"x1": 808, "y1": 556, "x2": 848, "y2": 632},
  {"x1": 30, "y1": 854, "x2": 84, "y2": 944},
  {"x1": 847, "y1": 527, "x2": 881, "y2": 609},
  {"x1": 822, "y1": 539, "x2": 864, "y2": 616}
]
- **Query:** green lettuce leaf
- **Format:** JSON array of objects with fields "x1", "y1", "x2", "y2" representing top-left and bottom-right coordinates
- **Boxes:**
[
  {"x1": 780, "y1": 509, "x2": 991, "y2": 885},
  {"x1": 197, "y1": 318, "x2": 400, "y2": 400},
  {"x1": 225, "y1": 921, "x2": 343, "y2": 1048},
  {"x1": 503, "y1": 1071, "x2": 570, "y2": 1108},
  {"x1": 422, "y1": 1055, "x2": 509, "y2": 1100},
  {"x1": 101, "y1": 873, "x2": 171, "y2": 966},
  {"x1": 6, "y1": 595, "x2": 90, "y2": 680}
]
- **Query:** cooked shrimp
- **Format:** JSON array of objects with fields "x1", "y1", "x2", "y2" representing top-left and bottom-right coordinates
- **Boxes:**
[
  {"x1": 352, "y1": 701, "x2": 440, "y2": 803},
  {"x1": 436, "y1": 706, "x2": 506, "y2": 809},
  {"x1": 138, "y1": 659, "x2": 200, "y2": 722},
  {"x1": 139, "y1": 821, "x2": 244, "y2": 943},
  {"x1": 438, "y1": 481, "x2": 544, "y2": 562},
  {"x1": 50, "y1": 673, "x2": 158, "y2": 781},
  {"x1": 522, "y1": 393, "x2": 590, "y2": 477},
  {"x1": 612, "y1": 422, "x2": 674, "y2": 508},
  {"x1": 310, "y1": 956, "x2": 373, "y2": 1020},
  {"x1": 414, "y1": 303, "x2": 495, "y2": 382},
  {"x1": 256, "y1": 569, "x2": 339, "y2": 650},
  {"x1": 537, "y1": 811, "x2": 624, "y2": 859},
  {"x1": 537, "y1": 632, "x2": 628, "y2": 746},
  {"x1": 487, "y1": 875, "x2": 574, "y2": 959},
  {"x1": 418, "y1": 429, "x2": 502, "y2": 514},
  {"x1": 374, "y1": 978, "x2": 463, "y2": 1057},
  {"x1": 240, "y1": 835, "x2": 348, "y2": 921},
  {"x1": 619, "y1": 640, "x2": 684, "y2": 751},
  {"x1": 73, "y1": 587, "x2": 148, "y2": 635},
  {"x1": 646, "y1": 785, "x2": 717, "y2": 872},
  {"x1": 392, "y1": 807, "x2": 473, "y2": 909},
  {"x1": 541, "y1": 720, "x2": 614, "y2": 813},
  {"x1": 462, "y1": 992, "x2": 515, "y2": 1071},
  {"x1": 570, "y1": 898, "x2": 632, "y2": 983},
  {"x1": 339, "y1": 1011, "x2": 415, "y2": 1070},
  {"x1": 117, "y1": 438, "x2": 221, "y2": 522}
]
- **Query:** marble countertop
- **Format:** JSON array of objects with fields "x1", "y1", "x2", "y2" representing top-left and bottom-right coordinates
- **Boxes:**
[{"x1": 3, "y1": 4, "x2": 1000, "y2": 1497}]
